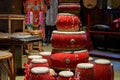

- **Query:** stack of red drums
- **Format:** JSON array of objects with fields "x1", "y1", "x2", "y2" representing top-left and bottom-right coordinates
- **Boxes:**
[{"x1": 50, "y1": 12, "x2": 89, "y2": 70}]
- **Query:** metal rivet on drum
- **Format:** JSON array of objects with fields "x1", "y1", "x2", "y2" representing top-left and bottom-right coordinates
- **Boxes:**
[
  {"x1": 70, "y1": 39, "x2": 75, "y2": 44},
  {"x1": 65, "y1": 58, "x2": 70, "y2": 64}
]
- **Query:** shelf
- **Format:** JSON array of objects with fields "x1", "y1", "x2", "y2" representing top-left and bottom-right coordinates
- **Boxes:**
[{"x1": 89, "y1": 31, "x2": 120, "y2": 35}]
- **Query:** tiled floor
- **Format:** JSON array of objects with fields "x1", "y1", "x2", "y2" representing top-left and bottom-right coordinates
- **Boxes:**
[{"x1": 16, "y1": 44, "x2": 120, "y2": 80}]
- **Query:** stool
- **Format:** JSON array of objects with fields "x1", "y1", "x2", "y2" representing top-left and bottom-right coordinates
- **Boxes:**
[{"x1": 0, "y1": 51, "x2": 15, "y2": 80}]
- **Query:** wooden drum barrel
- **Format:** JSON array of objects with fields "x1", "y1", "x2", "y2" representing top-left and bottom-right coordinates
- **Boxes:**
[
  {"x1": 51, "y1": 50, "x2": 89, "y2": 70},
  {"x1": 29, "y1": 67, "x2": 54, "y2": 80},
  {"x1": 56, "y1": 13, "x2": 80, "y2": 32},
  {"x1": 51, "y1": 31, "x2": 87, "y2": 50},
  {"x1": 57, "y1": 71, "x2": 74, "y2": 80},
  {"x1": 94, "y1": 59, "x2": 114, "y2": 80},
  {"x1": 75, "y1": 63, "x2": 95, "y2": 80}
]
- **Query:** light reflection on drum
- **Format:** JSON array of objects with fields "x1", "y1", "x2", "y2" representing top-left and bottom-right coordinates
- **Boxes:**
[{"x1": 51, "y1": 31, "x2": 87, "y2": 50}]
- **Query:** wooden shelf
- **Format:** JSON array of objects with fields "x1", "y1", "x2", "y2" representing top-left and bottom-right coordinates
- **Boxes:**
[
  {"x1": 0, "y1": 14, "x2": 26, "y2": 37},
  {"x1": 89, "y1": 31, "x2": 120, "y2": 35}
]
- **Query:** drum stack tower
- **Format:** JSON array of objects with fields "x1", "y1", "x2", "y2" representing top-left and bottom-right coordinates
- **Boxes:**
[{"x1": 50, "y1": 0, "x2": 89, "y2": 71}]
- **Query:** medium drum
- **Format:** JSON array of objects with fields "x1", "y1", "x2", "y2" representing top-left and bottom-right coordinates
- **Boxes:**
[
  {"x1": 30, "y1": 58, "x2": 49, "y2": 68},
  {"x1": 51, "y1": 50, "x2": 89, "y2": 70},
  {"x1": 51, "y1": 31, "x2": 87, "y2": 50},
  {"x1": 39, "y1": 52, "x2": 52, "y2": 67},
  {"x1": 29, "y1": 67, "x2": 55, "y2": 80},
  {"x1": 56, "y1": 13, "x2": 80, "y2": 31},
  {"x1": 75, "y1": 63, "x2": 95, "y2": 80},
  {"x1": 57, "y1": 71, "x2": 74, "y2": 80},
  {"x1": 94, "y1": 59, "x2": 113, "y2": 80}
]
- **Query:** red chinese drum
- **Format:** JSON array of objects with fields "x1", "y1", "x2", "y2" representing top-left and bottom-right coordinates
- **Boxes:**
[
  {"x1": 51, "y1": 50, "x2": 89, "y2": 70},
  {"x1": 94, "y1": 59, "x2": 113, "y2": 80},
  {"x1": 75, "y1": 63, "x2": 95, "y2": 80},
  {"x1": 51, "y1": 31, "x2": 87, "y2": 50},
  {"x1": 39, "y1": 52, "x2": 52, "y2": 67},
  {"x1": 29, "y1": 67, "x2": 54, "y2": 80},
  {"x1": 57, "y1": 71, "x2": 74, "y2": 80},
  {"x1": 30, "y1": 58, "x2": 49, "y2": 68},
  {"x1": 27, "y1": 55, "x2": 42, "y2": 64},
  {"x1": 56, "y1": 13, "x2": 80, "y2": 31}
]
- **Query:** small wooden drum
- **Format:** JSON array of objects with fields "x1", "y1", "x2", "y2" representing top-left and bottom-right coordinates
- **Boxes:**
[
  {"x1": 51, "y1": 31, "x2": 87, "y2": 50},
  {"x1": 29, "y1": 67, "x2": 54, "y2": 80},
  {"x1": 39, "y1": 52, "x2": 52, "y2": 67},
  {"x1": 94, "y1": 59, "x2": 113, "y2": 80},
  {"x1": 51, "y1": 50, "x2": 89, "y2": 70},
  {"x1": 56, "y1": 13, "x2": 80, "y2": 32},
  {"x1": 57, "y1": 71, "x2": 74, "y2": 80},
  {"x1": 30, "y1": 58, "x2": 49, "y2": 68},
  {"x1": 75, "y1": 63, "x2": 94, "y2": 80},
  {"x1": 27, "y1": 55, "x2": 42, "y2": 64}
]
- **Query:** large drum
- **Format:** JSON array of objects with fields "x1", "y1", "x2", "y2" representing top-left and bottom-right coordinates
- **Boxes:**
[
  {"x1": 57, "y1": 71, "x2": 74, "y2": 80},
  {"x1": 39, "y1": 52, "x2": 52, "y2": 67},
  {"x1": 29, "y1": 67, "x2": 55, "y2": 80},
  {"x1": 94, "y1": 59, "x2": 114, "y2": 80},
  {"x1": 51, "y1": 31, "x2": 87, "y2": 50},
  {"x1": 56, "y1": 13, "x2": 80, "y2": 32},
  {"x1": 51, "y1": 50, "x2": 89, "y2": 70},
  {"x1": 75, "y1": 63, "x2": 95, "y2": 80}
]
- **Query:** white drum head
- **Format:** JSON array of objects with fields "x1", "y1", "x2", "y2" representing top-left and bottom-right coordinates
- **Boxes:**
[
  {"x1": 59, "y1": 71, "x2": 74, "y2": 77},
  {"x1": 31, "y1": 67, "x2": 49, "y2": 74}
]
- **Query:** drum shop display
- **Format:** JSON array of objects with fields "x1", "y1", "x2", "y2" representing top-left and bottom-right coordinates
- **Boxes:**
[
  {"x1": 51, "y1": 50, "x2": 89, "y2": 70},
  {"x1": 94, "y1": 59, "x2": 114, "y2": 80},
  {"x1": 29, "y1": 67, "x2": 55, "y2": 80},
  {"x1": 51, "y1": 31, "x2": 87, "y2": 50},
  {"x1": 57, "y1": 71, "x2": 74, "y2": 80},
  {"x1": 75, "y1": 63, "x2": 95, "y2": 80},
  {"x1": 58, "y1": 3, "x2": 80, "y2": 15},
  {"x1": 39, "y1": 52, "x2": 52, "y2": 67},
  {"x1": 56, "y1": 13, "x2": 81, "y2": 32}
]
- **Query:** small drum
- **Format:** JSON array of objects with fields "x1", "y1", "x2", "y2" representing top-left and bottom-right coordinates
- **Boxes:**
[
  {"x1": 57, "y1": 71, "x2": 74, "y2": 80},
  {"x1": 39, "y1": 52, "x2": 52, "y2": 67},
  {"x1": 56, "y1": 13, "x2": 80, "y2": 32},
  {"x1": 51, "y1": 50, "x2": 89, "y2": 70},
  {"x1": 51, "y1": 31, "x2": 87, "y2": 50},
  {"x1": 29, "y1": 67, "x2": 54, "y2": 80},
  {"x1": 94, "y1": 59, "x2": 113, "y2": 80},
  {"x1": 88, "y1": 57, "x2": 94, "y2": 63},
  {"x1": 27, "y1": 55, "x2": 42, "y2": 64},
  {"x1": 30, "y1": 58, "x2": 49, "y2": 68},
  {"x1": 75, "y1": 63, "x2": 94, "y2": 80}
]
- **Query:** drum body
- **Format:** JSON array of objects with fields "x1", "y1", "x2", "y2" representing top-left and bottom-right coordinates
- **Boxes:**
[
  {"x1": 57, "y1": 71, "x2": 74, "y2": 80},
  {"x1": 51, "y1": 50, "x2": 89, "y2": 70},
  {"x1": 29, "y1": 67, "x2": 54, "y2": 80},
  {"x1": 94, "y1": 59, "x2": 113, "y2": 80},
  {"x1": 51, "y1": 31, "x2": 87, "y2": 50},
  {"x1": 56, "y1": 13, "x2": 80, "y2": 31},
  {"x1": 58, "y1": 3, "x2": 80, "y2": 15},
  {"x1": 39, "y1": 52, "x2": 52, "y2": 67},
  {"x1": 75, "y1": 63, "x2": 95, "y2": 80}
]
